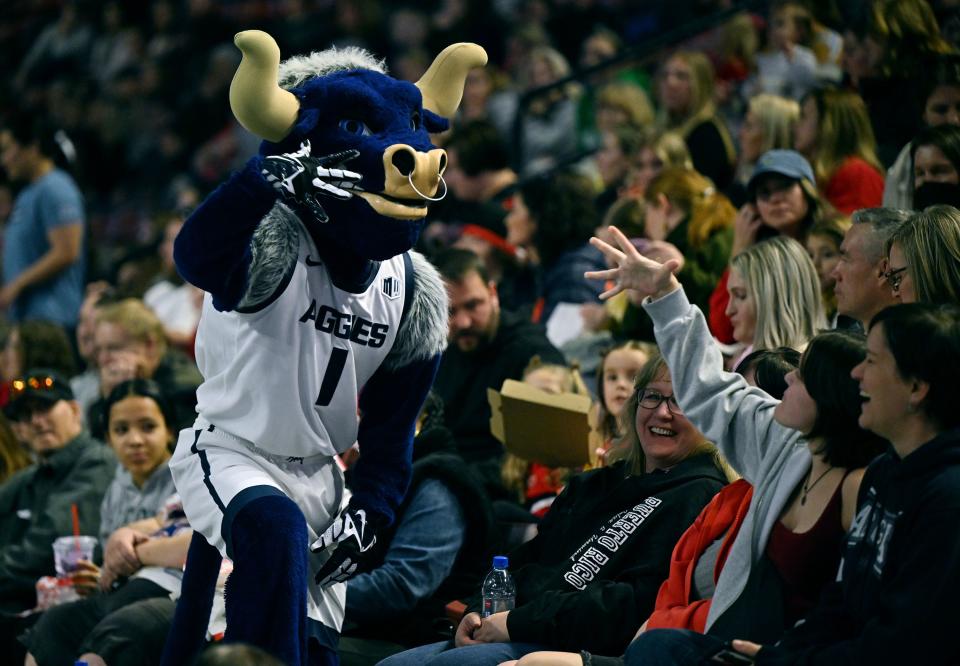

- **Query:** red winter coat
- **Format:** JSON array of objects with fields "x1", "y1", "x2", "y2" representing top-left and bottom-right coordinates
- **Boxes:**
[{"x1": 646, "y1": 479, "x2": 753, "y2": 632}]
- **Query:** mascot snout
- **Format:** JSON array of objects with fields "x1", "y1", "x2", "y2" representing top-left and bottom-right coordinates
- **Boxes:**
[{"x1": 358, "y1": 145, "x2": 447, "y2": 219}]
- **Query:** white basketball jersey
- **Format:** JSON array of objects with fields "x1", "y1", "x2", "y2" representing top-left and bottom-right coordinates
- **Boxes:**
[{"x1": 193, "y1": 226, "x2": 408, "y2": 458}]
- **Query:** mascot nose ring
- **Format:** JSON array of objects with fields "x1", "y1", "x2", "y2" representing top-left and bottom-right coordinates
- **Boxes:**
[{"x1": 407, "y1": 172, "x2": 447, "y2": 202}]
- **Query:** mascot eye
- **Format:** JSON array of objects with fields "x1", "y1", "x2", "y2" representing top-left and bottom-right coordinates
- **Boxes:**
[
  {"x1": 339, "y1": 119, "x2": 372, "y2": 137},
  {"x1": 410, "y1": 111, "x2": 421, "y2": 131}
]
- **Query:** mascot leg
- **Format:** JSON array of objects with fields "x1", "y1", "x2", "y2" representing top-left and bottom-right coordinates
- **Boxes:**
[
  {"x1": 225, "y1": 493, "x2": 310, "y2": 665},
  {"x1": 160, "y1": 532, "x2": 223, "y2": 666}
]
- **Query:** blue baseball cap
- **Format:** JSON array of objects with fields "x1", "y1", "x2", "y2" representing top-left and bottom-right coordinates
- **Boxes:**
[{"x1": 747, "y1": 150, "x2": 816, "y2": 198}]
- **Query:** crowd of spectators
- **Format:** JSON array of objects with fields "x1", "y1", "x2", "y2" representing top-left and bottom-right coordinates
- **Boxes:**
[{"x1": 2, "y1": 0, "x2": 960, "y2": 665}]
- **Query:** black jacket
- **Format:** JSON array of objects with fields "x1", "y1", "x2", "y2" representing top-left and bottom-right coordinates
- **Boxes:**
[
  {"x1": 434, "y1": 310, "x2": 563, "y2": 465},
  {"x1": 0, "y1": 432, "x2": 115, "y2": 612},
  {"x1": 758, "y1": 428, "x2": 960, "y2": 665},
  {"x1": 465, "y1": 455, "x2": 727, "y2": 656}
]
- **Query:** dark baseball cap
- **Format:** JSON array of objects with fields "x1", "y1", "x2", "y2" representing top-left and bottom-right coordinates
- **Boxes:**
[
  {"x1": 4, "y1": 368, "x2": 75, "y2": 420},
  {"x1": 747, "y1": 150, "x2": 816, "y2": 198}
]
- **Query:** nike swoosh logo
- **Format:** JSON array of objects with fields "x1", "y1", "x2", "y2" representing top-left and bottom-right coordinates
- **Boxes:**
[{"x1": 305, "y1": 256, "x2": 323, "y2": 266}]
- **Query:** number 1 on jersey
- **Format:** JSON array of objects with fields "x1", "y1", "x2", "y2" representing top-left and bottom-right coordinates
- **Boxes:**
[{"x1": 316, "y1": 347, "x2": 348, "y2": 406}]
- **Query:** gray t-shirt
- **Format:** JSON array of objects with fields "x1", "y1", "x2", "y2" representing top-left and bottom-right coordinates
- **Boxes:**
[{"x1": 98, "y1": 463, "x2": 176, "y2": 545}]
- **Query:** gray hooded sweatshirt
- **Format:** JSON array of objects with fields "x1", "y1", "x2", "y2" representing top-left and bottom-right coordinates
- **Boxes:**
[{"x1": 643, "y1": 286, "x2": 813, "y2": 630}]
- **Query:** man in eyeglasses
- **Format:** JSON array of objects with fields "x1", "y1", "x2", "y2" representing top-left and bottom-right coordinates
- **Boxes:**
[
  {"x1": 0, "y1": 369, "x2": 114, "y2": 618},
  {"x1": 832, "y1": 208, "x2": 911, "y2": 329}
]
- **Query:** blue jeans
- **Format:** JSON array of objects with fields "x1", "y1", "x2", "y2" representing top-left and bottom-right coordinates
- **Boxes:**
[
  {"x1": 377, "y1": 640, "x2": 549, "y2": 666},
  {"x1": 624, "y1": 629, "x2": 728, "y2": 665}
]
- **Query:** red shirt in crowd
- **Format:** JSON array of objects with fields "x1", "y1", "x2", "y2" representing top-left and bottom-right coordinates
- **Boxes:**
[{"x1": 823, "y1": 157, "x2": 884, "y2": 215}]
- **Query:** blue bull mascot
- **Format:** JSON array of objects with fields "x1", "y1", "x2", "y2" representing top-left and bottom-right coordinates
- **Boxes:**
[{"x1": 160, "y1": 30, "x2": 486, "y2": 666}]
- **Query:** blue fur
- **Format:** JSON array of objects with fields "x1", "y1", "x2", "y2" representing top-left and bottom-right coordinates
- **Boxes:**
[
  {"x1": 160, "y1": 533, "x2": 223, "y2": 666},
  {"x1": 351, "y1": 354, "x2": 441, "y2": 524},
  {"x1": 225, "y1": 494, "x2": 310, "y2": 665},
  {"x1": 174, "y1": 159, "x2": 276, "y2": 311}
]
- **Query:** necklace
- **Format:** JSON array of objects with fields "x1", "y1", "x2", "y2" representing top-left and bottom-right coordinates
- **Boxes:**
[{"x1": 800, "y1": 466, "x2": 835, "y2": 506}]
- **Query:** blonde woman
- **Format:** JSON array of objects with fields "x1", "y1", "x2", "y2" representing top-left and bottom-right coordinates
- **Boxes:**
[
  {"x1": 885, "y1": 204, "x2": 960, "y2": 305},
  {"x1": 726, "y1": 236, "x2": 826, "y2": 365},
  {"x1": 794, "y1": 88, "x2": 884, "y2": 214},
  {"x1": 657, "y1": 52, "x2": 736, "y2": 190},
  {"x1": 735, "y1": 94, "x2": 799, "y2": 196}
]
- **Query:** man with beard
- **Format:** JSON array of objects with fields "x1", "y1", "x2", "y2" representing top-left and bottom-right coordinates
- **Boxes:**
[{"x1": 432, "y1": 249, "x2": 563, "y2": 497}]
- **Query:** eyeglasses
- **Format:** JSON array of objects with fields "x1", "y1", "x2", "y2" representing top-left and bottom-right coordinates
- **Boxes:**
[
  {"x1": 883, "y1": 265, "x2": 908, "y2": 292},
  {"x1": 637, "y1": 389, "x2": 683, "y2": 415}
]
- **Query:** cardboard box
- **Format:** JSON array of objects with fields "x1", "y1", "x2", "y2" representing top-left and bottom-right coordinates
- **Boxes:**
[{"x1": 488, "y1": 379, "x2": 601, "y2": 468}]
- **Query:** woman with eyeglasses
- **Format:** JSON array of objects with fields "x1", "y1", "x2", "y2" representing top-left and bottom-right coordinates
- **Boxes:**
[
  {"x1": 379, "y1": 354, "x2": 733, "y2": 666},
  {"x1": 570, "y1": 227, "x2": 888, "y2": 664},
  {"x1": 885, "y1": 204, "x2": 960, "y2": 305},
  {"x1": 708, "y1": 149, "x2": 832, "y2": 344}
]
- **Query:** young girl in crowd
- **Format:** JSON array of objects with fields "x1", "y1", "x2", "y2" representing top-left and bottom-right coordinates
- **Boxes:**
[
  {"x1": 500, "y1": 360, "x2": 591, "y2": 517},
  {"x1": 572, "y1": 227, "x2": 889, "y2": 665},
  {"x1": 725, "y1": 235, "x2": 826, "y2": 366},
  {"x1": 657, "y1": 51, "x2": 737, "y2": 190},
  {"x1": 23, "y1": 380, "x2": 190, "y2": 666},
  {"x1": 710, "y1": 149, "x2": 830, "y2": 342},
  {"x1": 595, "y1": 341, "x2": 655, "y2": 463},
  {"x1": 805, "y1": 216, "x2": 850, "y2": 326},
  {"x1": 794, "y1": 88, "x2": 884, "y2": 214}
]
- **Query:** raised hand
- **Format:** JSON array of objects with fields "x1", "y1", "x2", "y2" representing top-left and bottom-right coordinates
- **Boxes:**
[
  {"x1": 585, "y1": 226, "x2": 682, "y2": 301},
  {"x1": 261, "y1": 140, "x2": 362, "y2": 223}
]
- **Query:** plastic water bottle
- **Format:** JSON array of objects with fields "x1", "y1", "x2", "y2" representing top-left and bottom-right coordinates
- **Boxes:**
[{"x1": 481, "y1": 555, "x2": 516, "y2": 617}]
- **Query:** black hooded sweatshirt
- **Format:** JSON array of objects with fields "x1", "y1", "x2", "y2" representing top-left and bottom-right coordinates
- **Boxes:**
[
  {"x1": 758, "y1": 427, "x2": 960, "y2": 665},
  {"x1": 464, "y1": 454, "x2": 727, "y2": 656}
]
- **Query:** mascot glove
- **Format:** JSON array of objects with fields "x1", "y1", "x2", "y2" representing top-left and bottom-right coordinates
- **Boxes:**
[
  {"x1": 260, "y1": 140, "x2": 362, "y2": 224},
  {"x1": 311, "y1": 504, "x2": 383, "y2": 587}
]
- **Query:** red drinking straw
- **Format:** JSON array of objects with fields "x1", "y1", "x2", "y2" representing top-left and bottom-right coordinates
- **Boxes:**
[{"x1": 71, "y1": 503, "x2": 80, "y2": 550}]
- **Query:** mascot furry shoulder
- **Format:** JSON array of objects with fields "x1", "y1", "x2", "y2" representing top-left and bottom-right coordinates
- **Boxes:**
[{"x1": 160, "y1": 31, "x2": 486, "y2": 666}]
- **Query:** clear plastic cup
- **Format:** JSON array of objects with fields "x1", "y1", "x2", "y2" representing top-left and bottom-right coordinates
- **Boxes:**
[{"x1": 52, "y1": 536, "x2": 97, "y2": 577}]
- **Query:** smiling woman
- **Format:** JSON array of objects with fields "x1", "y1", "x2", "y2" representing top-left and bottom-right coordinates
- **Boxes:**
[{"x1": 378, "y1": 354, "x2": 732, "y2": 666}]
